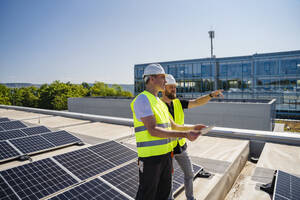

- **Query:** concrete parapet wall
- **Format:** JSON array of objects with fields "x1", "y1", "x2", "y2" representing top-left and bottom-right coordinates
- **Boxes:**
[{"x1": 68, "y1": 97, "x2": 273, "y2": 131}]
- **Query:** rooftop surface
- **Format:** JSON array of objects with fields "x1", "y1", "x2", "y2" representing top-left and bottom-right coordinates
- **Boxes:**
[{"x1": 0, "y1": 106, "x2": 299, "y2": 200}]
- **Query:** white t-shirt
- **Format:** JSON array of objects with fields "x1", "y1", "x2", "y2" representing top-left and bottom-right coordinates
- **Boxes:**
[{"x1": 133, "y1": 94, "x2": 157, "y2": 121}]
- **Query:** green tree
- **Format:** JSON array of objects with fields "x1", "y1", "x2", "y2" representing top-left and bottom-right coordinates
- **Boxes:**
[
  {"x1": 0, "y1": 84, "x2": 11, "y2": 105},
  {"x1": 38, "y1": 81, "x2": 88, "y2": 110}
]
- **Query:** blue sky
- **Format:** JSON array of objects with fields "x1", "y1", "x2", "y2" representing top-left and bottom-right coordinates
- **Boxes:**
[{"x1": 0, "y1": 0, "x2": 299, "y2": 84}]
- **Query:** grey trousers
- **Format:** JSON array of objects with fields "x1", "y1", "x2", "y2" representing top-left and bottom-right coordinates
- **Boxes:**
[{"x1": 168, "y1": 150, "x2": 195, "y2": 200}]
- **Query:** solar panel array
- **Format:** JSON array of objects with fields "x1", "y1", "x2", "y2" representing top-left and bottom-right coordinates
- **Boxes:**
[
  {"x1": 0, "y1": 158, "x2": 78, "y2": 200},
  {"x1": 88, "y1": 140, "x2": 137, "y2": 165},
  {"x1": 273, "y1": 170, "x2": 300, "y2": 200},
  {"x1": 0, "y1": 119, "x2": 82, "y2": 162},
  {"x1": 0, "y1": 121, "x2": 27, "y2": 131},
  {"x1": 0, "y1": 125, "x2": 51, "y2": 141},
  {"x1": 0, "y1": 138, "x2": 203, "y2": 200},
  {"x1": 49, "y1": 178, "x2": 131, "y2": 200},
  {"x1": 53, "y1": 148, "x2": 115, "y2": 180},
  {"x1": 0, "y1": 129, "x2": 26, "y2": 141}
]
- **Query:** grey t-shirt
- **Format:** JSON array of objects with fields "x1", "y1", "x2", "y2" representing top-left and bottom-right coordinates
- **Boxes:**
[{"x1": 133, "y1": 94, "x2": 156, "y2": 121}]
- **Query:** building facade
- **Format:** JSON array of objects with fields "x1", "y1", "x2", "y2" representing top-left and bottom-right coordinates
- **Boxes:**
[{"x1": 134, "y1": 50, "x2": 300, "y2": 119}]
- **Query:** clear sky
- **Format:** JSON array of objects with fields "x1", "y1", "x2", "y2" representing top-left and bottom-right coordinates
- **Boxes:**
[{"x1": 0, "y1": 0, "x2": 299, "y2": 84}]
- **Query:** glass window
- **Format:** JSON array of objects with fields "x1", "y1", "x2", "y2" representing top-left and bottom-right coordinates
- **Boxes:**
[
  {"x1": 280, "y1": 59, "x2": 300, "y2": 75},
  {"x1": 193, "y1": 63, "x2": 201, "y2": 77},
  {"x1": 169, "y1": 65, "x2": 177, "y2": 78},
  {"x1": 201, "y1": 64, "x2": 211, "y2": 77},
  {"x1": 219, "y1": 64, "x2": 228, "y2": 78}
]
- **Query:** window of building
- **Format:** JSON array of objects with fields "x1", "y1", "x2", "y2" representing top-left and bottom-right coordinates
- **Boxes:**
[{"x1": 193, "y1": 63, "x2": 201, "y2": 77}]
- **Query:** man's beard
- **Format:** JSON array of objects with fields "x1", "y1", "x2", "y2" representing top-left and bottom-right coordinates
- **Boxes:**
[{"x1": 165, "y1": 91, "x2": 176, "y2": 100}]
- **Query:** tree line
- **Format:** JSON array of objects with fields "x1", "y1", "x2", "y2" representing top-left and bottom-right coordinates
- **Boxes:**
[{"x1": 0, "y1": 81, "x2": 133, "y2": 110}]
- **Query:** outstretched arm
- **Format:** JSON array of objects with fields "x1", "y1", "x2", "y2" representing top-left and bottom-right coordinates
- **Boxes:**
[{"x1": 188, "y1": 89, "x2": 224, "y2": 108}]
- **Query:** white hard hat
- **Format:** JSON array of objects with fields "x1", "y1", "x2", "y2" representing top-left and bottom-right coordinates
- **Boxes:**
[
  {"x1": 143, "y1": 64, "x2": 166, "y2": 78},
  {"x1": 165, "y1": 74, "x2": 177, "y2": 85}
]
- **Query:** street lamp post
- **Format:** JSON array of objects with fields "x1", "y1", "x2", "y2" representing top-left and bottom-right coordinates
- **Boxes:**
[{"x1": 208, "y1": 30, "x2": 217, "y2": 91}]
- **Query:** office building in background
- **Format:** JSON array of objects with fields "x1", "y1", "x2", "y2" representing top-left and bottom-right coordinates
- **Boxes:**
[{"x1": 134, "y1": 50, "x2": 300, "y2": 119}]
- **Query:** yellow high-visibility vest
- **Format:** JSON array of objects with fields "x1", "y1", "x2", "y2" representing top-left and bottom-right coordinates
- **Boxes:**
[
  {"x1": 131, "y1": 91, "x2": 173, "y2": 158},
  {"x1": 170, "y1": 99, "x2": 186, "y2": 147}
]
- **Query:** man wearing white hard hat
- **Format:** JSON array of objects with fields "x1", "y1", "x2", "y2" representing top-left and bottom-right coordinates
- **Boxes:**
[
  {"x1": 130, "y1": 64, "x2": 206, "y2": 200},
  {"x1": 161, "y1": 74, "x2": 224, "y2": 200}
]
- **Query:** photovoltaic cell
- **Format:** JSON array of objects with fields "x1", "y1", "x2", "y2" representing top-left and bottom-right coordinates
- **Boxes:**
[
  {"x1": 54, "y1": 148, "x2": 115, "y2": 180},
  {"x1": 0, "y1": 129, "x2": 27, "y2": 141},
  {"x1": 0, "y1": 158, "x2": 78, "y2": 200},
  {"x1": 41, "y1": 130, "x2": 81, "y2": 147},
  {"x1": 0, "y1": 175, "x2": 19, "y2": 200},
  {"x1": 273, "y1": 170, "x2": 300, "y2": 200},
  {"x1": 89, "y1": 141, "x2": 137, "y2": 165},
  {"x1": 21, "y1": 126, "x2": 51, "y2": 136},
  {"x1": 0, "y1": 121, "x2": 26, "y2": 130},
  {"x1": 101, "y1": 161, "x2": 138, "y2": 198},
  {"x1": 9, "y1": 135, "x2": 55, "y2": 154},
  {"x1": 0, "y1": 126, "x2": 4, "y2": 131},
  {"x1": 49, "y1": 178, "x2": 130, "y2": 200},
  {"x1": 0, "y1": 141, "x2": 20, "y2": 161},
  {"x1": 0, "y1": 117, "x2": 10, "y2": 122}
]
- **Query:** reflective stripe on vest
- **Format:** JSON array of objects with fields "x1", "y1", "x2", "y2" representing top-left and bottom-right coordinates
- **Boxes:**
[
  {"x1": 135, "y1": 123, "x2": 171, "y2": 132},
  {"x1": 137, "y1": 138, "x2": 171, "y2": 147},
  {"x1": 130, "y1": 91, "x2": 173, "y2": 158}
]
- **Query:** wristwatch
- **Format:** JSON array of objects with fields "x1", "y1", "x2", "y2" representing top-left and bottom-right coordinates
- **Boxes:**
[{"x1": 209, "y1": 93, "x2": 213, "y2": 98}]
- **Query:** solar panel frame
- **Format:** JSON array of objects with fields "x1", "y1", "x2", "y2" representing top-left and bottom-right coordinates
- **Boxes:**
[
  {"x1": 20, "y1": 126, "x2": 51, "y2": 136},
  {"x1": 53, "y1": 147, "x2": 116, "y2": 181},
  {"x1": 88, "y1": 140, "x2": 137, "y2": 166},
  {"x1": 0, "y1": 129, "x2": 27, "y2": 141},
  {"x1": 49, "y1": 177, "x2": 132, "y2": 200},
  {"x1": 0, "y1": 121, "x2": 27, "y2": 130},
  {"x1": 0, "y1": 158, "x2": 79, "y2": 200},
  {"x1": 0, "y1": 141, "x2": 21, "y2": 162},
  {"x1": 41, "y1": 130, "x2": 81, "y2": 147},
  {"x1": 273, "y1": 170, "x2": 300, "y2": 200},
  {"x1": 9, "y1": 135, "x2": 55, "y2": 154}
]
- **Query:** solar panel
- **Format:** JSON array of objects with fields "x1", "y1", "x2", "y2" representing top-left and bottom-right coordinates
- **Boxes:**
[
  {"x1": 273, "y1": 170, "x2": 300, "y2": 200},
  {"x1": 49, "y1": 178, "x2": 131, "y2": 200},
  {"x1": 53, "y1": 148, "x2": 115, "y2": 180},
  {"x1": 21, "y1": 126, "x2": 51, "y2": 136},
  {"x1": 101, "y1": 161, "x2": 138, "y2": 198},
  {"x1": 0, "y1": 141, "x2": 20, "y2": 162},
  {"x1": 9, "y1": 135, "x2": 55, "y2": 154},
  {"x1": 0, "y1": 117, "x2": 10, "y2": 122},
  {"x1": 41, "y1": 130, "x2": 81, "y2": 147},
  {"x1": 0, "y1": 129, "x2": 27, "y2": 141},
  {"x1": 0, "y1": 121, "x2": 27, "y2": 130},
  {"x1": 0, "y1": 158, "x2": 78, "y2": 200},
  {"x1": 89, "y1": 141, "x2": 137, "y2": 165},
  {"x1": 0, "y1": 175, "x2": 20, "y2": 200},
  {"x1": 0, "y1": 126, "x2": 4, "y2": 131}
]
